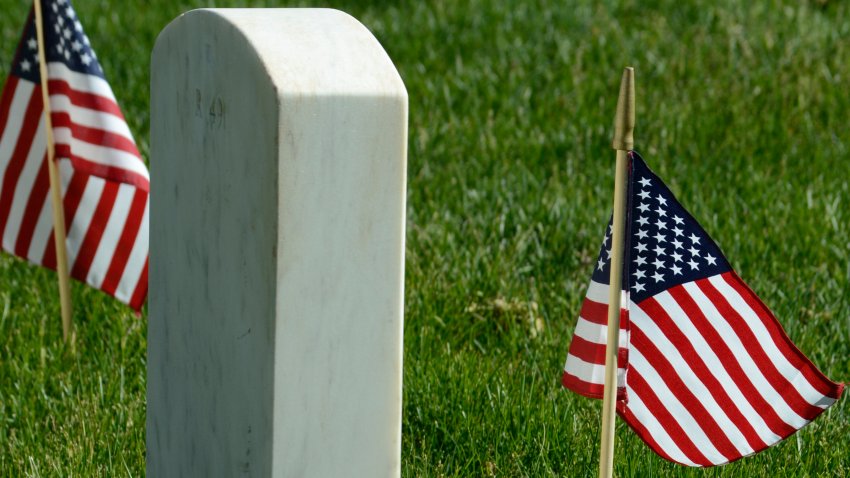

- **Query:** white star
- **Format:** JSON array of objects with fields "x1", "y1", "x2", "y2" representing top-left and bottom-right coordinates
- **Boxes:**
[
  {"x1": 63, "y1": 28, "x2": 72, "y2": 39},
  {"x1": 656, "y1": 207, "x2": 667, "y2": 217},
  {"x1": 636, "y1": 256, "x2": 647, "y2": 266},
  {"x1": 654, "y1": 233, "x2": 666, "y2": 243},
  {"x1": 20, "y1": 59, "x2": 31, "y2": 71},
  {"x1": 636, "y1": 242, "x2": 648, "y2": 253},
  {"x1": 637, "y1": 203, "x2": 650, "y2": 213},
  {"x1": 71, "y1": 40, "x2": 82, "y2": 52},
  {"x1": 56, "y1": 44, "x2": 64, "y2": 54},
  {"x1": 80, "y1": 52, "x2": 92, "y2": 65},
  {"x1": 638, "y1": 190, "x2": 650, "y2": 200},
  {"x1": 671, "y1": 264, "x2": 683, "y2": 275},
  {"x1": 673, "y1": 215, "x2": 684, "y2": 225},
  {"x1": 654, "y1": 246, "x2": 666, "y2": 257},
  {"x1": 27, "y1": 38, "x2": 37, "y2": 50},
  {"x1": 688, "y1": 246, "x2": 700, "y2": 257},
  {"x1": 705, "y1": 254, "x2": 717, "y2": 266},
  {"x1": 633, "y1": 282, "x2": 645, "y2": 293},
  {"x1": 597, "y1": 259, "x2": 606, "y2": 271},
  {"x1": 52, "y1": 3, "x2": 58, "y2": 12},
  {"x1": 64, "y1": 49, "x2": 70, "y2": 60},
  {"x1": 65, "y1": 6, "x2": 75, "y2": 18},
  {"x1": 83, "y1": 34, "x2": 90, "y2": 46},
  {"x1": 687, "y1": 259, "x2": 700, "y2": 270},
  {"x1": 656, "y1": 194, "x2": 667, "y2": 206},
  {"x1": 671, "y1": 251, "x2": 683, "y2": 262},
  {"x1": 54, "y1": 23, "x2": 61, "y2": 34},
  {"x1": 606, "y1": 249, "x2": 612, "y2": 260},
  {"x1": 652, "y1": 271, "x2": 664, "y2": 282},
  {"x1": 673, "y1": 226, "x2": 684, "y2": 236},
  {"x1": 637, "y1": 229, "x2": 648, "y2": 240},
  {"x1": 57, "y1": 15, "x2": 65, "y2": 27},
  {"x1": 655, "y1": 219, "x2": 667, "y2": 230},
  {"x1": 672, "y1": 238, "x2": 683, "y2": 249},
  {"x1": 637, "y1": 216, "x2": 649, "y2": 226},
  {"x1": 653, "y1": 258, "x2": 665, "y2": 269},
  {"x1": 638, "y1": 177, "x2": 651, "y2": 187},
  {"x1": 74, "y1": 20, "x2": 83, "y2": 32},
  {"x1": 634, "y1": 269, "x2": 646, "y2": 279},
  {"x1": 689, "y1": 233, "x2": 701, "y2": 244}
]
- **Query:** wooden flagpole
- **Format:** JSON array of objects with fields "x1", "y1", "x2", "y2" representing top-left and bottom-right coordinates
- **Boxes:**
[
  {"x1": 598, "y1": 67, "x2": 635, "y2": 478},
  {"x1": 33, "y1": 0, "x2": 74, "y2": 344}
]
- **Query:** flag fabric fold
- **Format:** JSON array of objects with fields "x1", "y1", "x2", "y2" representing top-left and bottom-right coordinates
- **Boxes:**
[
  {"x1": 562, "y1": 151, "x2": 843, "y2": 466},
  {"x1": 0, "y1": 0, "x2": 148, "y2": 310}
]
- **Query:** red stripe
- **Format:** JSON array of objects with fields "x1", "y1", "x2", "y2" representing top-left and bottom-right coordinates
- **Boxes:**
[
  {"x1": 637, "y1": 297, "x2": 768, "y2": 452},
  {"x1": 0, "y1": 85, "x2": 43, "y2": 241},
  {"x1": 668, "y1": 286, "x2": 798, "y2": 437},
  {"x1": 13, "y1": 155, "x2": 49, "y2": 258},
  {"x1": 0, "y1": 76, "x2": 19, "y2": 141},
  {"x1": 42, "y1": 171, "x2": 89, "y2": 270},
  {"x1": 561, "y1": 371, "x2": 627, "y2": 401},
  {"x1": 630, "y1": 324, "x2": 742, "y2": 462},
  {"x1": 55, "y1": 143, "x2": 149, "y2": 191},
  {"x1": 579, "y1": 297, "x2": 608, "y2": 324},
  {"x1": 628, "y1": 369, "x2": 712, "y2": 466},
  {"x1": 101, "y1": 189, "x2": 147, "y2": 295},
  {"x1": 70, "y1": 181, "x2": 119, "y2": 281},
  {"x1": 567, "y1": 335, "x2": 628, "y2": 367},
  {"x1": 51, "y1": 112, "x2": 141, "y2": 157},
  {"x1": 721, "y1": 272, "x2": 844, "y2": 400},
  {"x1": 128, "y1": 257, "x2": 148, "y2": 311},
  {"x1": 696, "y1": 279, "x2": 822, "y2": 421},
  {"x1": 47, "y1": 79, "x2": 123, "y2": 117}
]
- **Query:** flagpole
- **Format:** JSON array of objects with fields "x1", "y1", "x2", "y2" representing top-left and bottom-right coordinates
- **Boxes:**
[
  {"x1": 33, "y1": 0, "x2": 74, "y2": 344},
  {"x1": 598, "y1": 67, "x2": 635, "y2": 478}
]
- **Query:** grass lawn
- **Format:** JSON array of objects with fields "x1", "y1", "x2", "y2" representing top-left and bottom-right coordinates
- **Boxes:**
[{"x1": 1, "y1": 0, "x2": 848, "y2": 476}]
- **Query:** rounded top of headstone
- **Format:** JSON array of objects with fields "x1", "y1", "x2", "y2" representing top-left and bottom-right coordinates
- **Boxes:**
[{"x1": 154, "y1": 8, "x2": 407, "y2": 98}]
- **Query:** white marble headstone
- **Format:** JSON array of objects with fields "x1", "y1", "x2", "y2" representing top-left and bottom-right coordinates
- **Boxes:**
[{"x1": 148, "y1": 9, "x2": 407, "y2": 477}]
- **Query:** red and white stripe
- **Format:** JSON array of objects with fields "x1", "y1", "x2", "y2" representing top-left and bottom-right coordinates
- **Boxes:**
[
  {"x1": 0, "y1": 63, "x2": 148, "y2": 310},
  {"x1": 616, "y1": 272, "x2": 842, "y2": 466},
  {"x1": 562, "y1": 279, "x2": 629, "y2": 400}
]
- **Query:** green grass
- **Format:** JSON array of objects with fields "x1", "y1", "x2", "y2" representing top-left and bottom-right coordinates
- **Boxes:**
[{"x1": 1, "y1": 0, "x2": 848, "y2": 476}]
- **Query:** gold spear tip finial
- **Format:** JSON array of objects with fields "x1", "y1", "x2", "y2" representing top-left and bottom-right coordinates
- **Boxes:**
[{"x1": 612, "y1": 67, "x2": 635, "y2": 151}]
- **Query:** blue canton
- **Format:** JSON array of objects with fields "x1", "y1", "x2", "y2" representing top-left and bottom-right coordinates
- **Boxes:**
[
  {"x1": 12, "y1": 0, "x2": 104, "y2": 83},
  {"x1": 590, "y1": 152, "x2": 730, "y2": 302}
]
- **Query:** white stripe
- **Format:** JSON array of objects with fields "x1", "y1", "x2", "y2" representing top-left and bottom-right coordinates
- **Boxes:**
[
  {"x1": 629, "y1": 347, "x2": 727, "y2": 464},
  {"x1": 573, "y1": 316, "x2": 628, "y2": 347},
  {"x1": 708, "y1": 275, "x2": 830, "y2": 407},
  {"x1": 47, "y1": 62, "x2": 117, "y2": 102},
  {"x1": 630, "y1": 303, "x2": 755, "y2": 456},
  {"x1": 564, "y1": 354, "x2": 605, "y2": 386},
  {"x1": 53, "y1": 127, "x2": 148, "y2": 180},
  {"x1": 85, "y1": 184, "x2": 134, "y2": 288},
  {"x1": 0, "y1": 81, "x2": 36, "y2": 180},
  {"x1": 25, "y1": 161, "x2": 73, "y2": 264},
  {"x1": 653, "y1": 292, "x2": 782, "y2": 446},
  {"x1": 114, "y1": 195, "x2": 148, "y2": 303},
  {"x1": 49, "y1": 94, "x2": 134, "y2": 140},
  {"x1": 585, "y1": 279, "x2": 628, "y2": 305},
  {"x1": 682, "y1": 282, "x2": 809, "y2": 428},
  {"x1": 2, "y1": 119, "x2": 45, "y2": 251},
  {"x1": 66, "y1": 175, "x2": 106, "y2": 266},
  {"x1": 624, "y1": 391, "x2": 698, "y2": 466}
]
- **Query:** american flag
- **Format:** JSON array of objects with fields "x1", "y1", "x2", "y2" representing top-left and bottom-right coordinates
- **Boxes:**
[
  {"x1": 0, "y1": 0, "x2": 148, "y2": 310},
  {"x1": 562, "y1": 152, "x2": 844, "y2": 466}
]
